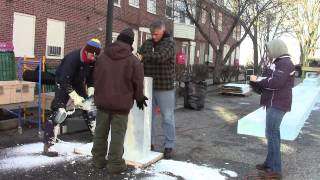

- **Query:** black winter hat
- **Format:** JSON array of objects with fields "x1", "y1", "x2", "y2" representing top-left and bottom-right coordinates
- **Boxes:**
[{"x1": 117, "y1": 28, "x2": 134, "y2": 46}]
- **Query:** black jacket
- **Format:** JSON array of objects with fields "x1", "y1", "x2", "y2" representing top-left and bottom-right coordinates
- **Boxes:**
[{"x1": 55, "y1": 49, "x2": 94, "y2": 95}]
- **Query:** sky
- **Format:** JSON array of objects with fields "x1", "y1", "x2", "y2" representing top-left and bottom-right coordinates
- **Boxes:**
[{"x1": 239, "y1": 34, "x2": 302, "y2": 66}]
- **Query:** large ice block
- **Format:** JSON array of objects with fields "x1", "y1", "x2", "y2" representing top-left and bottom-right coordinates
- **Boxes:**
[
  {"x1": 74, "y1": 77, "x2": 162, "y2": 167},
  {"x1": 237, "y1": 75, "x2": 320, "y2": 140}
]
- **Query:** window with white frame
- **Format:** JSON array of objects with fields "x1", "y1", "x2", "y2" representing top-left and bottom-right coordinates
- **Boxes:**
[
  {"x1": 233, "y1": 27, "x2": 237, "y2": 39},
  {"x1": 211, "y1": 9, "x2": 215, "y2": 25},
  {"x1": 147, "y1": 0, "x2": 157, "y2": 14},
  {"x1": 46, "y1": 19, "x2": 65, "y2": 59},
  {"x1": 179, "y1": 11, "x2": 186, "y2": 23},
  {"x1": 218, "y1": 12, "x2": 223, "y2": 31},
  {"x1": 199, "y1": 43, "x2": 206, "y2": 64},
  {"x1": 146, "y1": 33, "x2": 152, "y2": 40},
  {"x1": 201, "y1": 9, "x2": 207, "y2": 24},
  {"x1": 13, "y1": 12, "x2": 36, "y2": 58},
  {"x1": 208, "y1": 45, "x2": 213, "y2": 63},
  {"x1": 237, "y1": 26, "x2": 241, "y2": 40},
  {"x1": 129, "y1": 0, "x2": 139, "y2": 8},
  {"x1": 114, "y1": 0, "x2": 121, "y2": 7},
  {"x1": 112, "y1": 32, "x2": 120, "y2": 42},
  {"x1": 166, "y1": 0, "x2": 173, "y2": 18}
]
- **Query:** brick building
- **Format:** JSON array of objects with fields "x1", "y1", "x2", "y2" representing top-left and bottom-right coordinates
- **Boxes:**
[{"x1": 0, "y1": 0, "x2": 240, "y2": 67}]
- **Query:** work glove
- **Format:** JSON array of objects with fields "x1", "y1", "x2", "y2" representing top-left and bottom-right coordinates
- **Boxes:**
[
  {"x1": 87, "y1": 87, "x2": 95, "y2": 97},
  {"x1": 136, "y1": 96, "x2": 148, "y2": 110},
  {"x1": 69, "y1": 91, "x2": 85, "y2": 106}
]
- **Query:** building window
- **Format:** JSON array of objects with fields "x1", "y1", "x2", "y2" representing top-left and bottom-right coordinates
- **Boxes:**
[
  {"x1": 237, "y1": 26, "x2": 241, "y2": 40},
  {"x1": 199, "y1": 43, "x2": 206, "y2": 64},
  {"x1": 217, "y1": 0, "x2": 224, "y2": 6},
  {"x1": 166, "y1": 0, "x2": 173, "y2": 18},
  {"x1": 179, "y1": 11, "x2": 186, "y2": 23},
  {"x1": 211, "y1": 9, "x2": 215, "y2": 25},
  {"x1": 114, "y1": 0, "x2": 121, "y2": 7},
  {"x1": 46, "y1": 19, "x2": 65, "y2": 59},
  {"x1": 208, "y1": 45, "x2": 213, "y2": 63},
  {"x1": 112, "y1": 32, "x2": 119, "y2": 42},
  {"x1": 201, "y1": 9, "x2": 207, "y2": 24},
  {"x1": 147, "y1": 0, "x2": 157, "y2": 14},
  {"x1": 146, "y1": 33, "x2": 152, "y2": 40},
  {"x1": 13, "y1": 12, "x2": 36, "y2": 58},
  {"x1": 218, "y1": 12, "x2": 223, "y2": 31},
  {"x1": 129, "y1": 0, "x2": 139, "y2": 8},
  {"x1": 233, "y1": 27, "x2": 237, "y2": 39}
]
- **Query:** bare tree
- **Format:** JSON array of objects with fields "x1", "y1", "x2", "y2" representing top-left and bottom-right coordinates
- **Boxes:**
[
  {"x1": 286, "y1": 0, "x2": 320, "y2": 65},
  {"x1": 178, "y1": 0, "x2": 278, "y2": 82},
  {"x1": 256, "y1": 1, "x2": 293, "y2": 70}
]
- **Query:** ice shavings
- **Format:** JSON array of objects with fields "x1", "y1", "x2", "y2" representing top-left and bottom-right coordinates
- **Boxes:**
[
  {"x1": 0, "y1": 142, "x2": 88, "y2": 171},
  {"x1": 141, "y1": 160, "x2": 238, "y2": 180}
]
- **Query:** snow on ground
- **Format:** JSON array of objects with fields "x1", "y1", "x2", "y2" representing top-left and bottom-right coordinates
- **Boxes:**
[
  {"x1": 0, "y1": 142, "x2": 88, "y2": 171},
  {"x1": 138, "y1": 160, "x2": 238, "y2": 180},
  {"x1": 0, "y1": 143, "x2": 238, "y2": 179}
]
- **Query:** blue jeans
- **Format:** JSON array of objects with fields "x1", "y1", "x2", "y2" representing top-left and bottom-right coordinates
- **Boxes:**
[
  {"x1": 151, "y1": 89, "x2": 176, "y2": 148},
  {"x1": 264, "y1": 107, "x2": 286, "y2": 173}
]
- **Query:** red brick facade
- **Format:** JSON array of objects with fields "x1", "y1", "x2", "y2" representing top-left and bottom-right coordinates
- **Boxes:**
[{"x1": 0, "y1": 0, "x2": 239, "y2": 67}]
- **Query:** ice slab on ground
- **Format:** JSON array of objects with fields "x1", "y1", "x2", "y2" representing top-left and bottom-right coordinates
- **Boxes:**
[
  {"x1": 222, "y1": 83, "x2": 252, "y2": 94},
  {"x1": 75, "y1": 77, "x2": 162, "y2": 166},
  {"x1": 237, "y1": 82, "x2": 320, "y2": 140}
]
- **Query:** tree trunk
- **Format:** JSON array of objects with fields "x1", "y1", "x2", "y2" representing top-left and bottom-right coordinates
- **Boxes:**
[
  {"x1": 213, "y1": 50, "x2": 223, "y2": 83},
  {"x1": 300, "y1": 43, "x2": 305, "y2": 65}
]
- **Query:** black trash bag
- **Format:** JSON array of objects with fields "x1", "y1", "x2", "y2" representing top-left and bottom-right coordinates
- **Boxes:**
[
  {"x1": 23, "y1": 65, "x2": 56, "y2": 85},
  {"x1": 249, "y1": 81, "x2": 262, "y2": 94},
  {"x1": 184, "y1": 81, "x2": 207, "y2": 110}
]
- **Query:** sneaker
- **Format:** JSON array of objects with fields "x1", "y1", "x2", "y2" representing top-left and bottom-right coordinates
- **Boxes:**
[
  {"x1": 43, "y1": 144, "x2": 58, "y2": 157},
  {"x1": 164, "y1": 148, "x2": 173, "y2": 159}
]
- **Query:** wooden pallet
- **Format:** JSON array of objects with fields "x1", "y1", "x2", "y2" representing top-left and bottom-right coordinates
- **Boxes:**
[{"x1": 74, "y1": 143, "x2": 163, "y2": 168}]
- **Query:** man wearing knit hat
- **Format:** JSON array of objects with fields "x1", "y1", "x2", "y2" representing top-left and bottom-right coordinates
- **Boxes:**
[
  {"x1": 43, "y1": 38, "x2": 102, "y2": 157},
  {"x1": 92, "y1": 28, "x2": 147, "y2": 174},
  {"x1": 250, "y1": 39, "x2": 295, "y2": 179}
]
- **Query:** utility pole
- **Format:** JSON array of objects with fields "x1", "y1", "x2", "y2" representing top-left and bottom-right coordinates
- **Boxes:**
[{"x1": 106, "y1": 0, "x2": 114, "y2": 46}]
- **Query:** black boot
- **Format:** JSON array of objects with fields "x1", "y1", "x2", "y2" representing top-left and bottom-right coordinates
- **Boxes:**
[{"x1": 164, "y1": 148, "x2": 173, "y2": 159}]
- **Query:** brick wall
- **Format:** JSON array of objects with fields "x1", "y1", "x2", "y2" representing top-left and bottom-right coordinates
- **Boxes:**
[{"x1": 0, "y1": 0, "x2": 238, "y2": 68}]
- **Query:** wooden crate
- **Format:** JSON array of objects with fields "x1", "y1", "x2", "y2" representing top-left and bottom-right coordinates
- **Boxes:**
[{"x1": 0, "y1": 80, "x2": 36, "y2": 105}]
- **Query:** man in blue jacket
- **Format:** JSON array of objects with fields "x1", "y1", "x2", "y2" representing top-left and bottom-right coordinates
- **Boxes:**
[
  {"x1": 43, "y1": 39, "x2": 102, "y2": 157},
  {"x1": 250, "y1": 39, "x2": 295, "y2": 179}
]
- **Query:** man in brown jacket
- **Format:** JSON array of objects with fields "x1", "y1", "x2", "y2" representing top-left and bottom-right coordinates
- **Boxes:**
[{"x1": 92, "y1": 28, "x2": 148, "y2": 174}]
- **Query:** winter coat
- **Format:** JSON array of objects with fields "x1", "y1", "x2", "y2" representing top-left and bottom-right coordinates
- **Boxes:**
[
  {"x1": 138, "y1": 32, "x2": 175, "y2": 90},
  {"x1": 55, "y1": 49, "x2": 94, "y2": 96},
  {"x1": 94, "y1": 40, "x2": 144, "y2": 115},
  {"x1": 257, "y1": 55, "x2": 295, "y2": 112}
]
